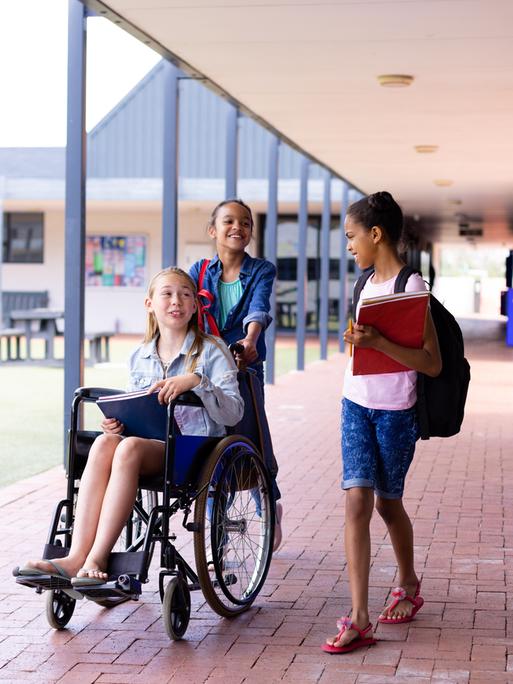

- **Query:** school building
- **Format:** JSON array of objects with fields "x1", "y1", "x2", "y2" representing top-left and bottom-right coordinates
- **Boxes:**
[
  {"x1": 1, "y1": 61, "x2": 363, "y2": 337},
  {"x1": 1, "y1": 1, "x2": 512, "y2": 402}
]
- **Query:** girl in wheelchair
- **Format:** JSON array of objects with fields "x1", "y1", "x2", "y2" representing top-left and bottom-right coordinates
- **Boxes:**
[{"x1": 18, "y1": 267, "x2": 243, "y2": 587}]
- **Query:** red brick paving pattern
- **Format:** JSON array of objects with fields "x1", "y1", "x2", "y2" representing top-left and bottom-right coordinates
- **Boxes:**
[{"x1": 1, "y1": 337, "x2": 512, "y2": 683}]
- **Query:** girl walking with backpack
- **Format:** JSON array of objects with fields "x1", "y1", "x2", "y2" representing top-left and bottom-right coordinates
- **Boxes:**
[
  {"x1": 189, "y1": 199, "x2": 283, "y2": 550},
  {"x1": 323, "y1": 191, "x2": 442, "y2": 654}
]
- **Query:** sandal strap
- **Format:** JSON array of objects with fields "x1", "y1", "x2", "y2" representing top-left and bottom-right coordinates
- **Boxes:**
[
  {"x1": 384, "y1": 585, "x2": 421, "y2": 616},
  {"x1": 335, "y1": 617, "x2": 373, "y2": 639}
]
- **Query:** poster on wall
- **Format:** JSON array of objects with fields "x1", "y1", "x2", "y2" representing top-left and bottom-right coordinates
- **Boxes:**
[{"x1": 86, "y1": 236, "x2": 146, "y2": 287}]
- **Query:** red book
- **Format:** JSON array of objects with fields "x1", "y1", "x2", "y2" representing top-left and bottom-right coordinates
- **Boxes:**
[{"x1": 353, "y1": 290, "x2": 429, "y2": 376}]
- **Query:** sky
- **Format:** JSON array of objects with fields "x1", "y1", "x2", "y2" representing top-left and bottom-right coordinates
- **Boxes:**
[{"x1": 0, "y1": 0, "x2": 161, "y2": 147}]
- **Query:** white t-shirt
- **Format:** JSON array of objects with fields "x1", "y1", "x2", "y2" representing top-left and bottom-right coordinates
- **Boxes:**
[{"x1": 343, "y1": 272, "x2": 427, "y2": 411}]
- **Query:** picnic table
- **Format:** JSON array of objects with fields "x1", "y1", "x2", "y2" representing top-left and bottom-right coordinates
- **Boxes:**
[{"x1": 9, "y1": 308, "x2": 64, "y2": 361}]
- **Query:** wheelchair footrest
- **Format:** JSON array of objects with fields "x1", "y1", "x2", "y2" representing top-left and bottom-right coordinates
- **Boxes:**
[
  {"x1": 74, "y1": 574, "x2": 142, "y2": 601},
  {"x1": 14, "y1": 573, "x2": 72, "y2": 592}
]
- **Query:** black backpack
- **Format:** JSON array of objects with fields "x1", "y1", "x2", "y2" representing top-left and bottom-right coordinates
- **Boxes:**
[{"x1": 352, "y1": 266, "x2": 471, "y2": 440}]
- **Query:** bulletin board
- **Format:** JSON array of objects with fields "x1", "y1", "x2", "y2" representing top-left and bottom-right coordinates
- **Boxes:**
[{"x1": 86, "y1": 236, "x2": 146, "y2": 287}]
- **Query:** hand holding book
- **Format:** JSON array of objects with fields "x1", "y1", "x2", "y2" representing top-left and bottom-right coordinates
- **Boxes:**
[{"x1": 352, "y1": 290, "x2": 429, "y2": 375}]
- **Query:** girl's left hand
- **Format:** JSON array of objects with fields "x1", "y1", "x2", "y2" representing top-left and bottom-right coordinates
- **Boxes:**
[
  {"x1": 344, "y1": 323, "x2": 382, "y2": 349},
  {"x1": 236, "y1": 338, "x2": 258, "y2": 363},
  {"x1": 147, "y1": 373, "x2": 201, "y2": 404}
]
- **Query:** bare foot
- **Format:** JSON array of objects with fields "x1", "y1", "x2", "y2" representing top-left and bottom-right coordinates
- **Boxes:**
[
  {"x1": 25, "y1": 557, "x2": 81, "y2": 578},
  {"x1": 76, "y1": 559, "x2": 108, "y2": 581},
  {"x1": 379, "y1": 581, "x2": 419, "y2": 621}
]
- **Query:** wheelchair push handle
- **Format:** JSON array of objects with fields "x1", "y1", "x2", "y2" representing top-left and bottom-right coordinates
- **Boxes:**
[{"x1": 229, "y1": 342, "x2": 248, "y2": 371}]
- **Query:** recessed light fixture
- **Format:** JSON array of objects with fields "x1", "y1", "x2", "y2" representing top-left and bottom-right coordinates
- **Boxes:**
[
  {"x1": 415, "y1": 145, "x2": 438, "y2": 153},
  {"x1": 377, "y1": 74, "x2": 414, "y2": 87},
  {"x1": 434, "y1": 179, "x2": 453, "y2": 187}
]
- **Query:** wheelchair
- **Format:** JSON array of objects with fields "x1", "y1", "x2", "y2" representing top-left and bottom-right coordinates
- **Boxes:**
[{"x1": 15, "y1": 353, "x2": 276, "y2": 640}]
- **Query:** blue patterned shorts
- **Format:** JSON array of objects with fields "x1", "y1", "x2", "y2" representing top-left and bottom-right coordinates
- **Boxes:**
[{"x1": 341, "y1": 398, "x2": 419, "y2": 499}]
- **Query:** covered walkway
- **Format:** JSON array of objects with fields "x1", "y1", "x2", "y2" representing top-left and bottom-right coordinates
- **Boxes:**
[{"x1": 0, "y1": 334, "x2": 512, "y2": 683}]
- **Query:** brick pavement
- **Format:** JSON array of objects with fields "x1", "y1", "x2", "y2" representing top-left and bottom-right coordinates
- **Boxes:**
[{"x1": 1, "y1": 337, "x2": 512, "y2": 683}]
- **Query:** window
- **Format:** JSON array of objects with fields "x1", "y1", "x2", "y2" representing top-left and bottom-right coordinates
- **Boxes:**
[{"x1": 2, "y1": 212, "x2": 44, "y2": 263}]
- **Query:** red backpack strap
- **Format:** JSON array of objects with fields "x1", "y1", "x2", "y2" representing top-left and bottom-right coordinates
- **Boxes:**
[{"x1": 197, "y1": 259, "x2": 221, "y2": 337}]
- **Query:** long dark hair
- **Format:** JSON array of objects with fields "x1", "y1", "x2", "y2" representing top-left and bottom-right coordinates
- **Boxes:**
[{"x1": 347, "y1": 191, "x2": 403, "y2": 244}]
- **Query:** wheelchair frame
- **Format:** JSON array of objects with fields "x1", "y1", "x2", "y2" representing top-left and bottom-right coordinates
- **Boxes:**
[{"x1": 16, "y1": 373, "x2": 276, "y2": 640}]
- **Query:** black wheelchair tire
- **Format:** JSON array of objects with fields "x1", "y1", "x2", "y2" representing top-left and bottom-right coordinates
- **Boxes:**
[
  {"x1": 193, "y1": 435, "x2": 274, "y2": 618},
  {"x1": 45, "y1": 589, "x2": 76, "y2": 629},
  {"x1": 162, "y1": 576, "x2": 191, "y2": 640}
]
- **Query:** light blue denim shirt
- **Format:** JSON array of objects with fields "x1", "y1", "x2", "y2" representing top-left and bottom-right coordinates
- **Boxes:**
[{"x1": 127, "y1": 330, "x2": 243, "y2": 437}]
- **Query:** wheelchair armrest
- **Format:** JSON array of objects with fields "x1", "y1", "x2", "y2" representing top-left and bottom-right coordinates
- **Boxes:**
[
  {"x1": 74, "y1": 386, "x2": 125, "y2": 401},
  {"x1": 170, "y1": 391, "x2": 204, "y2": 408}
]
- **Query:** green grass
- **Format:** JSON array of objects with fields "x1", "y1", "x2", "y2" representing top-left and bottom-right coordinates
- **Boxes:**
[{"x1": 0, "y1": 336, "x2": 339, "y2": 488}]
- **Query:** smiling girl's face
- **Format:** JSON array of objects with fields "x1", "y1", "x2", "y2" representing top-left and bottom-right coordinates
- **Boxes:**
[
  {"x1": 208, "y1": 202, "x2": 252, "y2": 253},
  {"x1": 145, "y1": 273, "x2": 197, "y2": 333},
  {"x1": 345, "y1": 214, "x2": 381, "y2": 271}
]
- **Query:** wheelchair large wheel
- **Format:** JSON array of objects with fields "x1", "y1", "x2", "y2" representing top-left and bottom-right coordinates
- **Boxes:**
[
  {"x1": 193, "y1": 435, "x2": 274, "y2": 617},
  {"x1": 45, "y1": 589, "x2": 76, "y2": 629},
  {"x1": 162, "y1": 576, "x2": 191, "y2": 640}
]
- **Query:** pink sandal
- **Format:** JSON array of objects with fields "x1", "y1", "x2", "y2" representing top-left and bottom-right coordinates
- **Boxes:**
[
  {"x1": 321, "y1": 617, "x2": 377, "y2": 654},
  {"x1": 378, "y1": 581, "x2": 424, "y2": 624}
]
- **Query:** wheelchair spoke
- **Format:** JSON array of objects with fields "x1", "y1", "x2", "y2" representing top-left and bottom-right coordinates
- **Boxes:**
[{"x1": 194, "y1": 436, "x2": 274, "y2": 616}]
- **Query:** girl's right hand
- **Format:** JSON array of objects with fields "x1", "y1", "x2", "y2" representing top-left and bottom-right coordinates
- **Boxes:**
[{"x1": 101, "y1": 417, "x2": 124, "y2": 434}]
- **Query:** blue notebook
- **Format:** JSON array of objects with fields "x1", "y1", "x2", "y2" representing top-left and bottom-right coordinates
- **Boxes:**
[{"x1": 97, "y1": 389, "x2": 169, "y2": 441}]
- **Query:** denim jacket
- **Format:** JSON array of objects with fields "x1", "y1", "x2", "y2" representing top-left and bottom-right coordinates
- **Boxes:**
[
  {"x1": 127, "y1": 330, "x2": 243, "y2": 437},
  {"x1": 189, "y1": 253, "x2": 276, "y2": 379}
]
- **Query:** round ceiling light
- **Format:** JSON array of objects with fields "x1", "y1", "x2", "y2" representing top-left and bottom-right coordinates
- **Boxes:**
[
  {"x1": 434, "y1": 179, "x2": 453, "y2": 187},
  {"x1": 415, "y1": 145, "x2": 438, "y2": 153},
  {"x1": 377, "y1": 74, "x2": 414, "y2": 87}
]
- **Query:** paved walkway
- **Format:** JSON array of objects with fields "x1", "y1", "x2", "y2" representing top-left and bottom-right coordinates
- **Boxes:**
[{"x1": 1, "y1": 336, "x2": 512, "y2": 683}]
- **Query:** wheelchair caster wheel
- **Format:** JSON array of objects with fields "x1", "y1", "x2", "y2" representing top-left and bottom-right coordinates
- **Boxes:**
[
  {"x1": 45, "y1": 589, "x2": 76, "y2": 629},
  {"x1": 163, "y1": 577, "x2": 190, "y2": 641}
]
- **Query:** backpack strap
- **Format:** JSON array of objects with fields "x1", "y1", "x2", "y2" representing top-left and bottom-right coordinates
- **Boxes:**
[
  {"x1": 197, "y1": 259, "x2": 221, "y2": 337},
  {"x1": 353, "y1": 265, "x2": 422, "y2": 319},
  {"x1": 394, "y1": 265, "x2": 421, "y2": 294},
  {"x1": 352, "y1": 267, "x2": 374, "y2": 320}
]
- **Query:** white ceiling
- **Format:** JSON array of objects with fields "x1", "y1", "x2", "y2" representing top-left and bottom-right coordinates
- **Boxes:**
[{"x1": 88, "y1": 0, "x2": 513, "y2": 244}]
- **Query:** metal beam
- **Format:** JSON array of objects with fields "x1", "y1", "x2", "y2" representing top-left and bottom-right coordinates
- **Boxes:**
[
  {"x1": 80, "y1": 0, "x2": 366, "y2": 198},
  {"x1": 319, "y1": 171, "x2": 331, "y2": 360},
  {"x1": 162, "y1": 61, "x2": 179, "y2": 267},
  {"x1": 225, "y1": 103, "x2": 238, "y2": 199},
  {"x1": 63, "y1": 0, "x2": 87, "y2": 455},
  {"x1": 338, "y1": 181, "x2": 349, "y2": 351},
  {"x1": 296, "y1": 158, "x2": 309, "y2": 371},
  {"x1": 265, "y1": 135, "x2": 279, "y2": 384}
]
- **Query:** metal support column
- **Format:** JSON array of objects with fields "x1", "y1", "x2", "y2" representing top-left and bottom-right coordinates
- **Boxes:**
[
  {"x1": 296, "y1": 158, "x2": 309, "y2": 371},
  {"x1": 265, "y1": 135, "x2": 279, "y2": 384},
  {"x1": 63, "y1": 0, "x2": 87, "y2": 455},
  {"x1": 319, "y1": 171, "x2": 331, "y2": 359},
  {"x1": 225, "y1": 103, "x2": 238, "y2": 199},
  {"x1": 338, "y1": 181, "x2": 349, "y2": 351},
  {"x1": 162, "y1": 61, "x2": 180, "y2": 267}
]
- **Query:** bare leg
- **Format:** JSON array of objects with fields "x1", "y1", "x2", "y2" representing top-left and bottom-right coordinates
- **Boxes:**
[
  {"x1": 78, "y1": 437, "x2": 165, "y2": 578},
  {"x1": 26, "y1": 433, "x2": 122, "y2": 577},
  {"x1": 375, "y1": 496, "x2": 419, "y2": 619},
  {"x1": 326, "y1": 487, "x2": 375, "y2": 647}
]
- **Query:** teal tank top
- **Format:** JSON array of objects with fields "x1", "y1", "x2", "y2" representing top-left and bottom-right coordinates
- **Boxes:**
[{"x1": 218, "y1": 278, "x2": 243, "y2": 329}]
